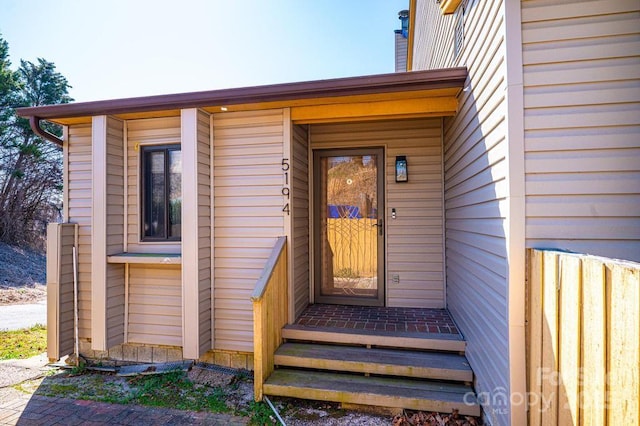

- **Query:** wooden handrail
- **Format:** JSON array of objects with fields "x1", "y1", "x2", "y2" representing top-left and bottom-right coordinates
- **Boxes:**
[
  {"x1": 252, "y1": 236, "x2": 288, "y2": 401},
  {"x1": 251, "y1": 236, "x2": 287, "y2": 302}
]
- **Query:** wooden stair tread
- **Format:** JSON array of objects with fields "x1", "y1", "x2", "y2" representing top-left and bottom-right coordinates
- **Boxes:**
[
  {"x1": 275, "y1": 342, "x2": 472, "y2": 382},
  {"x1": 264, "y1": 369, "x2": 480, "y2": 417},
  {"x1": 282, "y1": 324, "x2": 465, "y2": 352}
]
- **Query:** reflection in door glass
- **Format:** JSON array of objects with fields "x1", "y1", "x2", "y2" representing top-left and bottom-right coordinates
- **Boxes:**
[{"x1": 319, "y1": 155, "x2": 378, "y2": 299}]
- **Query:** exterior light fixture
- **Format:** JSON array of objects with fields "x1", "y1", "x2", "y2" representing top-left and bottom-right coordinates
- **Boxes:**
[{"x1": 395, "y1": 156, "x2": 408, "y2": 182}]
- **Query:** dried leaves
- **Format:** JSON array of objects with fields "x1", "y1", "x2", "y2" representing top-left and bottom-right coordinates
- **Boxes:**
[{"x1": 392, "y1": 409, "x2": 481, "y2": 426}]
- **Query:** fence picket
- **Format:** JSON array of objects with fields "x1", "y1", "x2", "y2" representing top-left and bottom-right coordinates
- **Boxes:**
[
  {"x1": 558, "y1": 255, "x2": 581, "y2": 425},
  {"x1": 541, "y1": 251, "x2": 559, "y2": 424},
  {"x1": 607, "y1": 264, "x2": 639, "y2": 425},
  {"x1": 528, "y1": 250, "x2": 543, "y2": 426},
  {"x1": 527, "y1": 249, "x2": 639, "y2": 426}
]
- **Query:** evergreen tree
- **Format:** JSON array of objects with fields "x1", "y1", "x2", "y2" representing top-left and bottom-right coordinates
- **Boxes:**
[{"x1": 0, "y1": 34, "x2": 72, "y2": 248}]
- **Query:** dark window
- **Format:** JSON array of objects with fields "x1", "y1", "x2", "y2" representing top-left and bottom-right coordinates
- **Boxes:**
[
  {"x1": 141, "y1": 145, "x2": 181, "y2": 241},
  {"x1": 454, "y1": 1, "x2": 466, "y2": 59}
]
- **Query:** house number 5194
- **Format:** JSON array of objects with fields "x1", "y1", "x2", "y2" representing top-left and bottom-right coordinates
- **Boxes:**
[{"x1": 282, "y1": 158, "x2": 290, "y2": 215}]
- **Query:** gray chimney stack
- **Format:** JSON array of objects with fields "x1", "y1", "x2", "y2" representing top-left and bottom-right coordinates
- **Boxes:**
[{"x1": 394, "y1": 10, "x2": 410, "y2": 72}]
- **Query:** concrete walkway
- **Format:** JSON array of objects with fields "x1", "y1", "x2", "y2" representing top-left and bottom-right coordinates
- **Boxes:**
[{"x1": 0, "y1": 301, "x2": 46, "y2": 331}]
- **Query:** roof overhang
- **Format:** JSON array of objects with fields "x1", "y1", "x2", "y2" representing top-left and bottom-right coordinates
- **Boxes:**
[{"x1": 17, "y1": 68, "x2": 467, "y2": 127}]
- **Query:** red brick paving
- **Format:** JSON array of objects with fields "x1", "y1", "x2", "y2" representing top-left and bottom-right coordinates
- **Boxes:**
[
  {"x1": 295, "y1": 304, "x2": 460, "y2": 335},
  {"x1": 0, "y1": 394, "x2": 247, "y2": 425}
]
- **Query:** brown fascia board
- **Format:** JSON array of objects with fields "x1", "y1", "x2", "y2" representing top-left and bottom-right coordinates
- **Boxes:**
[{"x1": 16, "y1": 68, "x2": 467, "y2": 120}]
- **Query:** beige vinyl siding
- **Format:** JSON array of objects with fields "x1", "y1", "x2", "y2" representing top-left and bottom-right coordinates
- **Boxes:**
[
  {"x1": 46, "y1": 223, "x2": 77, "y2": 359},
  {"x1": 213, "y1": 109, "x2": 286, "y2": 352},
  {"x1": 92, "y1": 116, "x2": 126, "y2": 350},
  {"x1": 126, "y1": 117, "x2": 181, "y2": 253},
  {"x1": 196, "y1": 110, "x2": 212, "y2": 354},
  {"x1": 57, "y1": 224, "x2": 77, "y2": 355},
  {"x1": 310, "y1": 118, "x2": 445, "y2": 308},
  {"x1": 413, "y1": 0, "x2": 511, "y2": 424},
  {"x1": 412, "y1": 0, "x2": 459, "y2": 70},
  {"x1": 127, "y1": 264, "x2": 182, "y2": 346},
  {"x1": 105, "y1": 117, "x2": 126, "y2": 348},
  {"x1": 292, "y1": 124, "x2": 310, "y2": 319},
  {"x1": 522, "y1": 0, "x2": 640, "y2": 262},
  {"x1": 66, "y1": 124, "x2": 92, "y2": 339},
  {"x1": 181, "y1": 108, "x2": 212, "y2": 358}
]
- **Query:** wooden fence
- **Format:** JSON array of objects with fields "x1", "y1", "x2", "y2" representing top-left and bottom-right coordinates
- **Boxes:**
[
  {"x1": 327, "y1": 218, "x2": 377, "y2": 277},
  {"x1": 251, "y1": 236, "x2": 288, "y2": 401},
  {"x1": 527, "y1": 249, "x2": 639, "y2": 425}
]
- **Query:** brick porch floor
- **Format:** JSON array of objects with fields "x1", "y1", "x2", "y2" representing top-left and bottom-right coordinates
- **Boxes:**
[
  {"x1": 295, "y1": 304, "x2": 460, "y2": 335},
  {"x1": 0, "y1": 394, "x2": 247, "y2": 425}
]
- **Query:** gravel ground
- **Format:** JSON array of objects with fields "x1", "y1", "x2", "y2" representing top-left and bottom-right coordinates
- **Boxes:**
[
  {"x1": 0, "y1": 242, "x2": 46, "y2": 305},
  {"x1": 8, "y1": 364, "x2": 393, "y2": 425},
  {"x1": 0, "y1": 353, "x2": 50, "y2": 389}
]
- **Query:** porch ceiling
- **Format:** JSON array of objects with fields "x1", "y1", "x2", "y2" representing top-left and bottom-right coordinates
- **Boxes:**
[{"x1": 17, "y1": 68, "x2": 467, "y2": 125}]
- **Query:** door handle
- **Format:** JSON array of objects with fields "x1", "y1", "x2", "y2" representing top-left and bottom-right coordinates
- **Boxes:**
[{"x1": 371, "y1": 219, "x2": 383, "y2": 236}]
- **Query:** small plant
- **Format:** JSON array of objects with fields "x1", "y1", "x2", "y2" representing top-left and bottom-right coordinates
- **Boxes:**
[
  {"x1": 246, "y1": 401, "x2": 276, "y2": 425},
  {"x1": 48, "y1": 383, "x2": 79, "y2": 394},
  {"x1": 128, "y1": 370, "x2": 231, "y2": 413},
  {"x1": 334, "y1": 267, "x2": 359, "y2": 279},
  {"x1": 12, "y1": 382, "x2": 32, "y2": 394},
  {"x1": 69, "y1": 363, "x2": 87, "y2": 376},
  {"x1": 0, "y1": 324, "x2": 47, "y2": 360},
  {"x1": 205, "y1": 387, "x2": 228, "y2": 412}
]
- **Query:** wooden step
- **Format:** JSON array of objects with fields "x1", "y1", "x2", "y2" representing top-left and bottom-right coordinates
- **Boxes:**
[
  {"x1": 274, "y1": 342, "x2": 473, "y2": 382},
  {"x1": 282, "y1": 324, "x2": 466, "y2": 352},
  {"x1": 264, "y1": 369, "x2": 480, "y2": 417}
]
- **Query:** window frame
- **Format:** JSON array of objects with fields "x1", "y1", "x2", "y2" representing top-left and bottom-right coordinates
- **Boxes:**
[
  {"x1": 453, "y1": 0, "x2": 467, "y2": 59},
  {"x1": 140, "y1": 143, "x2": 182, "y2": 242}
]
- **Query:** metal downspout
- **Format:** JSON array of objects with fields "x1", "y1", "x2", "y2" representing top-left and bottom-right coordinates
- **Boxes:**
[{"x1": 29, "y1": 116, "x2": 63, "y2": 146}]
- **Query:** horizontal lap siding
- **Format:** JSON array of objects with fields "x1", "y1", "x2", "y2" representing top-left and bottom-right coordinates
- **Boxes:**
[
  {"x1": 197, "y1": 110, "x2": 212, "y2": 353},
  {"x1": 522, "y1": 0, "x2": 640, "y2": 262},
  {"x1": 56, "y1": 224, "x2": 77, "y2": 357},
  {"x1": 414, "y1": 1, "x2": 510, "y2": 424},
  {"x1": 292, "y1": 124, "x2": 310, "y2": 319},
  {"x1": 213, "y1": 109, "x2": 286, "y2": 352},
  {"x1": 386, "y1": 122, "x2": 444, "y2": 308},
  {"x1": 127, "y1": 265, "x2": 182, "y2": 346},
  {"x1": 124, "y1": 117, "x2": 183, "y2": 348},
  {"x1": 67, "y1": 124, "x2": 92, "y2": 339},
  {"x1": 106, "y1": 118, "x2": 125, "y2": 347},
  {"x1": 126, "y1": 117, "x2": 181, "y2": 253},
  {"x1": 310, "y1": 119, "x2": 445, "y2": 308}
]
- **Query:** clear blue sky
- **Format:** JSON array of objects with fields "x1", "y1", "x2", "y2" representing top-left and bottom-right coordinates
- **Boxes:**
[{"x1": 0, "y1": 0, "x2": 408, "y2": 102}]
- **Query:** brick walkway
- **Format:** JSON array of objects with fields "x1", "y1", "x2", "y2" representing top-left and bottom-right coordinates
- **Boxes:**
[
  {"x1": 0, "y1": 394, "x2": 248, "y2": 425},
  {"x1": 295, "y1": 304, "x2": 460, "y2": 334}
]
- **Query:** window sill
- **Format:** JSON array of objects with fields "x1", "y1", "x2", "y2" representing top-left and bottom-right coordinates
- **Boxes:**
[{"x1": 107, "y1": 253, "x2": 182, "y2": 265}]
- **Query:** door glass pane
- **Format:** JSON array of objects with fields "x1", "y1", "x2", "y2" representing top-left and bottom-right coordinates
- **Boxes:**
[
  {"x1": 168, "y1": 149, "x2": 182, "y2": 238},
  {"x1": 145, "y1": 151, "x2": 165, "y2": 238},
  {"x1": 319, "y1": 154, "x2": 378, "y2": 299}
]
